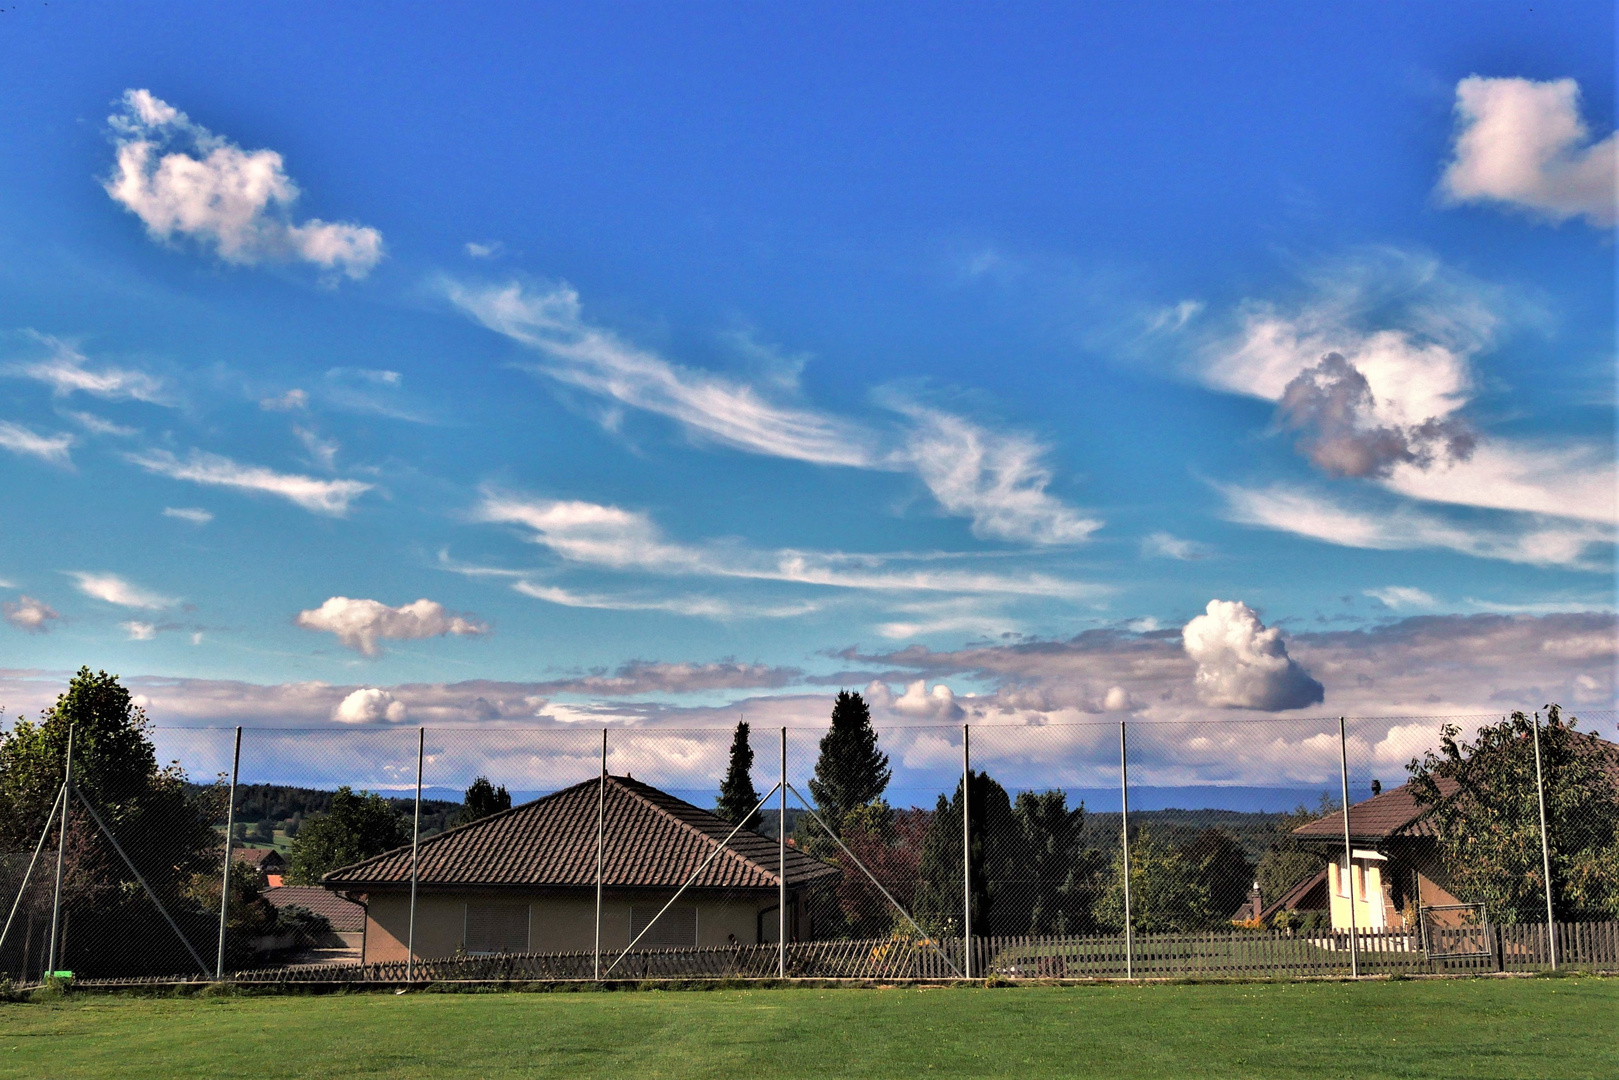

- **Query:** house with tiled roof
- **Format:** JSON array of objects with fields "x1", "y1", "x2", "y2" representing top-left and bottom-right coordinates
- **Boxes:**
[{"x1": 322, "y1": 775, "x2": 838, "y2": 964}]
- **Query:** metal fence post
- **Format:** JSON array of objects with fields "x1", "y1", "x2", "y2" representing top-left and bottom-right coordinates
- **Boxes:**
[
  {"x1": 407, "y1": 726, "x2": 424, "y2": 981},
  {"x1": 1531, "y1": 711, "x2": 1557, "y2": 970},
  {"x1": 594, "y1": 727, "x2": 606, "y2": 981},
  {"x1": 45, "y1": 724, "x2": 73, "y2": 980},
  {"x1": 1120, "y1": 720, "x2": 1133, "y2": 981},
  {"x1": 779, "y1": 725, "x2": 786, "y2": 979},
  {"x1": 1338, "y1": 716, "x2": 1359, "y2": 978},
  {"x1": 215, "y1": 726, "x2": 242, "y2": 979},
  {"x1": 962, "y1": 722, "x2": 971, "y2": 980}
]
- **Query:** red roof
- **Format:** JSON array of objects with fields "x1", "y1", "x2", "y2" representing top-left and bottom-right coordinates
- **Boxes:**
[
  {"x1": 233, "y1": 847, "x2": 285, "y2": 868},
  {"x1": 1292, "y1": 779, "x2": 1454, "y2": 843},
  {"x1": 322, "y1": 775, "x2": 838, "y2": 892},
  {"x1": 263, "y1": 884, "x2": 366, "y2": 932}
]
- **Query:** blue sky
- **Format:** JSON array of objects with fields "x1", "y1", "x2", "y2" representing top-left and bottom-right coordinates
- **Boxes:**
[{"x1": 0, "y1": 2, "x2": 1613, "y2": 773}]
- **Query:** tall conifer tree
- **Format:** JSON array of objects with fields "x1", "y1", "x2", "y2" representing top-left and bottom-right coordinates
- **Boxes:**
[
  {"x1": 808, "y1": 690, "x2": 891, "y2": 834},
  {"x1": 716, "y1": 720, "x2": 761, "y2": 828}
]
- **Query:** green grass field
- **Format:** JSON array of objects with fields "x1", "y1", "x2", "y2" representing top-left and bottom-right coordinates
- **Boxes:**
[{"x1": 2, "y1": 978, "x2": 1613, "y2": 1079}]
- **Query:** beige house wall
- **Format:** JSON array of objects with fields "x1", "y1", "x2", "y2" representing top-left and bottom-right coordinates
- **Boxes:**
[{"x1": 357, "y1": 891, "x2": 783, "y2": 963}]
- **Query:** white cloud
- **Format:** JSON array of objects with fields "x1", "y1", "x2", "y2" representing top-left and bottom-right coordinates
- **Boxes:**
[
  {"x1": 260, "y1": 388, "x2": 309, "y2": 411},
  {"x1": 1366, "y1": 586, "x2": 1437, "y2": 610},
  {"x1": 1439, "y1": 76, "x2": 1616, "y2": 228},
  {"x1": 104, "y1": 89, "x2": 383, "y2": 277},
  {"x1": 334, "y1": 687, "x2": 407, "y2": 724},
  {"x1": 1181, "y1": 600, "x2": 1325, "y2": 712},
  {"x1": 294, "y1": 426, "x2": 340, "y2": 470},
  {"x1": 7, "y1": 334, "x2": 169, "y2": 404},
  {"x1": 447, "y1": 280, "x2": 879, "y2": 467},
  {"x1": 2, "y1": 596, "x2": 58, "y2": 633},
  {"x1": 478, "y1": 489, "x2": 1099, "y2": 599},
  {"x1": 67, "y1": 412, "x2": 139, "y2": 437},
  {"x1": 1141, "y1": 532, "x2": 1210, "y2": 560},
  {"x1": 126, "y1": 448, "x2": 372, "y2": 515},
  {"x1": 893, "y1": 401, "x2": 1101, "y2": 544},
  {"x1": 123, "y1": 620, "x2": 159, "y2": 641},
  {"x1": 296, "y1": 596, "x2": 490, "y2": 657},
  {"x1": 1220, "y1": 482, "x2": 1611, "y2": 570},
  {"x1": 1382, "y1": 440, "x2": 1616, "y2": 526},
  {"x1": 70, "y1": 571, "x2": 176, "y2": 610},
  {"x1": 465, "y1": 241, "x2": 503, "y2": 259},
  {"x1": 888, "y1": 679, "x2": 966, "y2": 720},
  {"x1": 162, "y1": 506, "x2": 213, "y2": 525},
  {"x1": 0, "y1": 421, "x2": 74, "y2": 466},
  {"x1": 511, "y1": 581, "x2": 820, "y2": 620}
]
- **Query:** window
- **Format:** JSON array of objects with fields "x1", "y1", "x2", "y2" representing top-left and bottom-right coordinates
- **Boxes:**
[
  {"x1": 465, "y1": 902, "x2": 529, "y2": 954},
  {"x1": 630, "y1": 904, "x2": 697, "y2": 948}
]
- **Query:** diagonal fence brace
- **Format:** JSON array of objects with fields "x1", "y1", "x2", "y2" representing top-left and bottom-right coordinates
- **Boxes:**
[
  {"x1": 73, "y1": 787, "x2": 212, "y2": 976},
  {"x1": 604, "y1": 783, "x2": 781, "y2": 977},
  {"x1": 0, "y1": 782, "x2": 67, "y2": 962},
  {"x1": 786, "y1": 783, "x2": 962, "y2": 978}
]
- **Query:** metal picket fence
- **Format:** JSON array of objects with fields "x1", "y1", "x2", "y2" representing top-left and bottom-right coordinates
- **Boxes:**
[{"x1": 3, "y1": 709, "x2": 1616, "y2": 988}]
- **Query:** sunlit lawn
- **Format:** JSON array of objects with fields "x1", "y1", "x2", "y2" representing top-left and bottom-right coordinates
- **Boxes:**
[{"x1": 2, "y1": 977, "x2": 1614, "y2": 1079}]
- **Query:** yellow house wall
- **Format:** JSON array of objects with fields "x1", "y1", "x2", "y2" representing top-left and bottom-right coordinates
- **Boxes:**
[
  {"x1": 360, "y1": 892, "x2": 781, "y2": 962},
  {"x1": 1327, "y1": 861, "x2": 1390, "y2": 932}
]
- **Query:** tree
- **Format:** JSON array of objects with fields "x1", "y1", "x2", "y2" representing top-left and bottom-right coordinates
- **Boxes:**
[
  {"x1": 0, "y1": 668, "x2": 223, "y2": 977},
  {"x1": 911, "y1": 770, "x2": 1019, "y2": 936},
  {"x1": 1409, "y1": 706, "x2": 1619, "y2": 922},
  {"x1": 1010, "y1": 790, "x2": 1105, "y2": 935},
  {"x1": 807, "y1": 690, "x2": 891, "y2": 834},
  {"x1": 1184, "y1": 828, "x2": 1256, "y2": 923},
  {"x1": 455, "y1": 776, "x2": 511, "y2": 827},
  {"x1": 1095, "y1": 829, "x2": 1216, "y2": 933},
  {"x1": 287, "y1": 787, "x2": 408, "y2": 884},
  {"x1": 1254, "y1": 801, "x2": 1332, "y2": 913},
  {"x1": 715, "y1": 721, "x2": 762, "y2": 828}
]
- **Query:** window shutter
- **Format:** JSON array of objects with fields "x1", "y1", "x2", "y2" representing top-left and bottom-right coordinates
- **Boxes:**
[
  {"x1": 630, "y1": 904, "x2": 697, "y2": 948},
  {"x1": 465, "y1": 903, "x2": 529, "y2": 954}
]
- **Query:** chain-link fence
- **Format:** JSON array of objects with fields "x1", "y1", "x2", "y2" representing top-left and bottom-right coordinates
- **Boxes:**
[{"x1": 3, "y1": 709, "x2": 1616, "y2": 987}]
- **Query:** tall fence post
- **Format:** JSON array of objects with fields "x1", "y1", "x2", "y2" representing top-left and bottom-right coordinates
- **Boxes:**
[
  {"x1": 407, "y1": 726, "x2": 424, "y2": 981},
  {"x1": 45, "y1": 724, "x2": 73, "y2": 980},
  {"x1": 779, "y1": 726, "x2": 787, "y2": 980},
  {"x1": 215, "y1": 726, "x2": 242, "y2": 980},
  {"x1": 962, "y1": 722, "x2": 971, "y2": 980},
  {"x1": 1531, "y1": 710, "x2": 1557, "y2": 970},
  {"x1": 1338, "y1": 716, "x2": 1359, "y2": 978},
  {"x1": 1120, "y1": 720, "x2": 1133, "y2": 981},
  {"x1": 595, "y1": 727, "x2": 607, "y2": 981}
]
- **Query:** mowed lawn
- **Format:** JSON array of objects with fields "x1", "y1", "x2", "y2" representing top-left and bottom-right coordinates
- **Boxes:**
[{"x1": 2, "y1": 979, "x2": 1615, "y2": 1080}]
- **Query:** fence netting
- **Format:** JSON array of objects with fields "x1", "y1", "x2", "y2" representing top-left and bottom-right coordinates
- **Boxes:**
[{"x1": 2, "y1": 709, "x2": 1616, "y2": 986}]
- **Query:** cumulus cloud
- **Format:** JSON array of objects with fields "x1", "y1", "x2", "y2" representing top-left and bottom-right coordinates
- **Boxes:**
[
  {"x1": 1182, "y1": 599, "x2": 1325, "y2": 712},
  {"x1": 334, "y1": 687, "x2": 408, "y2": 724},
  {"x1": 6, "y1": 335, "x2": 170, "y2": 404},
  {"x1": 126, "y1": 448, "x2": 372, "y2": 515},
  {"x1": 477, "y1": 489, "x2": 1099, "y2": 599},
  {"x1": 893, "y1": 401, "x2": 1101, "y2": 544},
  {"x1": 0, "y1": 421, "x2": 74, "y2": 466},
  {"x1": 1276, "y1": 352, "x2": 1475, "y2": 478},
  {"x1": 162, "y1": 506, "x2": 213, "y2": 525},
  {"x1": 296, "y1": 596, "x2": 490, "y2": 657},
  {"x1": 446, "y1": 280, "x2": 879, "y2": 467},
  {"x1": 70, "y1": 571, "x2": 176, "y2": 610},
  {"x1": 2, "y1": 596, "x2": 58, "y2": 633},
  {"x1": 1439, "y1": 76, "x2": 1616, "y2": 228},
  {"x1": 1220, "y1": 482, "x2": 1611, "y2": 570},
  {"x1": 887, "y1": 679, "x2": 966, "y2": 720},
  {"x1": 104, "y1": 89, "x2": 383, "y2": 277}
]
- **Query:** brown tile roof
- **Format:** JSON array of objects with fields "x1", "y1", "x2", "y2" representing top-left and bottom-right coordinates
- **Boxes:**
[
  {"x1": 233, "y1": 847, "x2": 285, "y2": 868},
  {"x1": 263, "y1": 885, "x2": 366, "y2": 932},
  {"x1": 1292, "y1": 779, "x2": 1454, "y2": 843},
  {"x1": 322, "y1": 775, "x2": 839, "y2": 893}
]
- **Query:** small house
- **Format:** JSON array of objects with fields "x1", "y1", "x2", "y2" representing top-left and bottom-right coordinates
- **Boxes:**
[{"x1": 322, "y1": 774, "x2": 838, "y2": 963}]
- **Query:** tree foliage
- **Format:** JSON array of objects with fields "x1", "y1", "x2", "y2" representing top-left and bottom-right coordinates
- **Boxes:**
[
  {"x1": 715, "y1": 721, "x2": 762, "y2": 829},
  {"x1": 1095, "y1": 828, "x2": 1216, "y2": 933},
  {"x1": 287, "y1": 786, "x2": 408, "y2": 885},
  {"x1": 455, "y1": 776, "x2": 511, "y2": 827},
  {"x1": 807, "y1": 691, "x2": 890, "y2": 834},
  {"x1": 1409, "y1": 706, "x2": 1619, "y2": 922}
]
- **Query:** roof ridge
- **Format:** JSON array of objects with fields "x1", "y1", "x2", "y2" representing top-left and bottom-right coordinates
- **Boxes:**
[{"x1": 610, "y1": 775, "x2": 784, "y2": 886}]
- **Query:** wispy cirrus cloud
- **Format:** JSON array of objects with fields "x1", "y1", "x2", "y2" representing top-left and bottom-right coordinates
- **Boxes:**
[
  {"x1": 1219, "y1": 482, "x2": 1611, "y2": 569},
  {"x1": 69, "y1": 571, "x2": 176, "y2": 610},
  {"x1": 104, "y1": 89, "x2": 383, "y2": 277},
  {"x1": 477, "y1": 488, "x2": 1102, "y2": 599},
  {"x1": 446, "y1": 279, "x2": 1100, "y2": 545},
  {"x1": 6, "y1": 333, "x2": 170, "y2": 404},
  {"x1": 0, "y1": 421, "x2": 74, "y2": 466},
  {"x1": 1439, "y1": 76, "x2": 1616, "y2": 228},
  {"x1": 126, "y1": 448, "x2": 372, "y2": 515}
]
